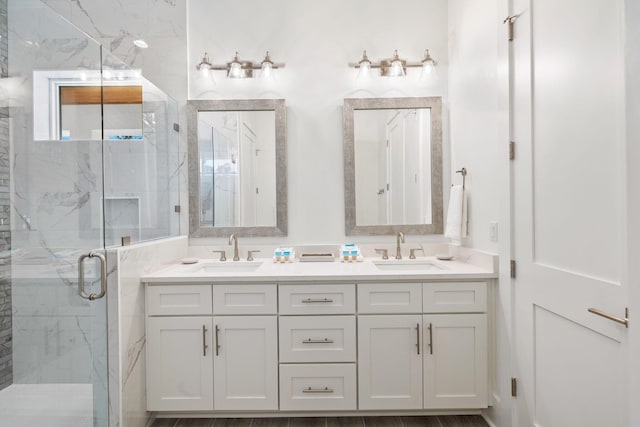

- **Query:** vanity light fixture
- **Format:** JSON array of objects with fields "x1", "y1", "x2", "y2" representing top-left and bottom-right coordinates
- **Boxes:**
[
  {"x1": 350, "y1": 49, "x2": 437, "y2": 78},
  {"x1": 196, "y1": 51, "x2": 284, "y2": 79}
]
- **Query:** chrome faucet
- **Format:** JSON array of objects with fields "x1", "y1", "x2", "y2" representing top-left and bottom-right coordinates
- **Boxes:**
[
  {"x1": 396, "y1": 231, "x2": 405, "y2": 260},
  {"x1": 228, "y1": 233, "x2": 240, "y2": 261}
]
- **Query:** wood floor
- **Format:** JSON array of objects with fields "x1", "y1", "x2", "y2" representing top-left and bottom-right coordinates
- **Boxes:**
[{"x1": 151, "y1": 416, "x2": 490, "y2": 427}]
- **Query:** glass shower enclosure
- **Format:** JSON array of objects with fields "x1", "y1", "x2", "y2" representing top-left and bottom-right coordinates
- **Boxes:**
[{"x1": 0, "y1": 0, "x2": 180, "y2": 425}]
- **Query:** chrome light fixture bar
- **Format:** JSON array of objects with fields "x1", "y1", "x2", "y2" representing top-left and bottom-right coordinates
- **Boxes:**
[
  {"x1": 350, "y1": 49, "x2": 437, "y2": 78},
  {"x1": 196, "y1": 51, "x2": 284, "y2": 79}
]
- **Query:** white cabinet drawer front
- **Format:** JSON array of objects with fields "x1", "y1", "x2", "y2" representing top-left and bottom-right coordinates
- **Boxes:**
[
  {"x1": 147, "y1": 285, "x2": 212, "y2": 316},
  {"x1": 422, "y1": 282, "x2": 487, "y2": 313},
  {"x1": 358, "y1": 283, "x2": 422, "y2": 313},
  {"x1": 212, "y1": 284, "x2": 277, "y2": 314},
  {"x1": 279, "y1": 316, "x2": 356, "y2": 362},
  {"x1": 279, "y1": 364, "x2": 357, "y2": 411},
  {"x1": 279, "y1": 284, "x2": 356, "y2": 314}
]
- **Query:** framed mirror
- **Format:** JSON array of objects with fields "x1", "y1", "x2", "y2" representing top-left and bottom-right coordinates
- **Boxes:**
[
  {"x1": 343, "y1": 97, "x2": 443, "y2": 235},
  {"x1": 187, "y1": 99, "x2": 287, "y2": 237}
]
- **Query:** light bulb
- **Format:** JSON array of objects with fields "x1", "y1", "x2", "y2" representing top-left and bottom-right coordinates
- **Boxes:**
[
  {"x1": 356, "y1": 50, "x2": 372, "y2": 80},
  {"x1": 420, "y1": 49, "x2": 437, "y2": 80},
  {"x1": 261, "y1": 61, "x2": 273, "y2": 80},
  {"x1": 229, "y1": 62, "x2": 242, "y2": 78},
  {"x1": 388, "y1": 50, "x2": 405, "y2": 77}
]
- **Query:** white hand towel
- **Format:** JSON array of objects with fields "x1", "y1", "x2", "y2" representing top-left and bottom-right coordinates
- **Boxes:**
[{"x1": 444, "y1": 185, "x2": 467, "y2": 240}]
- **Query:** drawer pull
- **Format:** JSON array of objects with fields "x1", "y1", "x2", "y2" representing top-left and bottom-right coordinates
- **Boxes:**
[
  {"x1": 215, "y1": 325, "x2": 221, "y2": 356},
  {"x1": 302, "y1": 338, "x2": 334, "y2": 344},
  {"x1": 302, "y1": 298, "x2": 334, "y2": 303},
  {"x1": 302, "y1": 386, "x2": 334, "y2": 393},
  {"x1": 202, "y1": 325, "x2": 208, "y2": 356}
]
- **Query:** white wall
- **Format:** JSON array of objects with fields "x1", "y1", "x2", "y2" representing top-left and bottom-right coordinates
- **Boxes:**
[
  {"x1": 188, "y1": 0, "x2": 449, "y2": 244},
  {"x1": 447, "y1": 1, "x2": 511, "y2": 426}
]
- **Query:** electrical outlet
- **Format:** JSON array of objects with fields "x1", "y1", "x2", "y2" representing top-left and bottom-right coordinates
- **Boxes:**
[{"x1": 489, "y1": 221, "x2": 498, "y2": 242}]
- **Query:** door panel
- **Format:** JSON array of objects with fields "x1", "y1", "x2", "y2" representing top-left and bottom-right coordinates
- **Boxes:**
[
  {"x1": 534, "y1": 307, "x2": 624, "y2": 426},
  {"x1": 213, "y1": 316, "x2": 278, "y2": 411},
  {"x1": 357, "y1": 315, "x2": 422, "y2": 410},
  {"x1": 146, "y1": 317, "x2": 214, "y2": 411},
  {"x1": 512, "y1": 0, "x2": 628, "y2": 425}
]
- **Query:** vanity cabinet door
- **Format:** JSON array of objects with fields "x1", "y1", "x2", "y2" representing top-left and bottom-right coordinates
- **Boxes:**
[
  {"x1": 357, "y1": 315, "x2": 423, "y2": 410},
  {"x1": 423, "y1": 314, "x2": 488, "y2": 409},
  {"x1": 146, "y1": 316, "x2": 214, "y2": 411},
  {"x1": 213, "y1": 316, "x2": 278, "y2": 410}
]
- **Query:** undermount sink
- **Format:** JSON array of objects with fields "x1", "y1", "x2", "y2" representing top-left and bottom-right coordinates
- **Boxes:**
[
  {"x1": 193, "y1": 261, "x2": 263, "y2": 273},
  {"x1": 372, "y1": 260, "x2": 445, "y2": 271}
]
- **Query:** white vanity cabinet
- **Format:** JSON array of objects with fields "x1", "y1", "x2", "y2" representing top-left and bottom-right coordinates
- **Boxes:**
[
  {"x1": 422, "y1": 282, "x2": 488, "y2": 409},
  {"x1": 278, "y1": 284, "x2": 358, "y2": 411},
  {"x1": 146, "y1": 286, "x2": 214, "y2": 411},
  {"x1": 145, "y1": 283, "x2": 278, "y2": 412},
  {"x1": 145, "y1": 278, "x2": 490, "y2": 415},
  {"x1": 357, "y1": 282, "x2": 488, "y2": 411}
]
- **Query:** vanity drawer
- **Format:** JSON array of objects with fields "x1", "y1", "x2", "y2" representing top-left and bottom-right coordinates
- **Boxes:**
[
  {"x1": 212, "y1": 284, "x2": 277, "y2": 314},
  {"x1": 279, "y1": 284, "x2": 356, "y2": 314},
  {"x1": 147, "y1": 285, "x2": 212, "y2": 316},
  {"x1": 357, "y1": 283, "x2": 422, "y2": 313},
  {"x1": 279, "y1": 363, "x2": 357, "y2": 411},
  {"x1": 279, "y1": 316, "x2": 356, "y2": 362},
  {"x1": 422, "y1": 282, "x2": 487, "y2": 313}
]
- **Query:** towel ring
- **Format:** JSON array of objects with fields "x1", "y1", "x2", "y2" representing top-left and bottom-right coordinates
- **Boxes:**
[{"x1": 455, "y1": 168, "x2": 467, "y2": 189}]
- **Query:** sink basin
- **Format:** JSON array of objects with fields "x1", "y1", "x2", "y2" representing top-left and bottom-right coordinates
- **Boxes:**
[
  {"x1": 192, "y1": 261, "x2": 263, "y2": 273},
  {"x1": 372, "y1": 260, "x2": 444, "y2": 271}
]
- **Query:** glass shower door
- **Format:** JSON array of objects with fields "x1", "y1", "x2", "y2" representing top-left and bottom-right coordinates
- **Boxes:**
[{"x1": 3, "y1": 0, "x2": 110, "y2": 425}]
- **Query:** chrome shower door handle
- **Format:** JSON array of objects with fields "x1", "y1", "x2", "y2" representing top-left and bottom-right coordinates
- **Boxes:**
[{"x1": 78, "y1": 251, "x2": 107, "y2": 301}]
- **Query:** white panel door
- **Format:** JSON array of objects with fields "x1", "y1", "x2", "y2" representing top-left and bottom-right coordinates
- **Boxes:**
[
  {"x1": 511, "y1": 0, "x2": 628, "y2": 425},
  {"x1": 213, "y1": 316, "x2": 278, "y2": 410},
  {"x1": 358, "y1": 315, "x2": 422, "y2": 410},
  {"x1": 423, "y1": 314, "x2": 487, "y2": 409},
  {"x1": 146, "y1": 317, "x2": 214, "y2": 411}
]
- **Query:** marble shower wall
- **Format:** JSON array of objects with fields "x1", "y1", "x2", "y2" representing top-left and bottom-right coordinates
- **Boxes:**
[
  {"x1": 106, "y1": 236, "x2": 187, "y2": 427},
  {"x1": 0, "y1": 0, "x2": 10, "y2": 392},
  {"x1": 8, "y1": 0, "x2": 181, "y2": 395},
  {"x1": 41, "y1": 0, "x2": 189, "y2": 236}
]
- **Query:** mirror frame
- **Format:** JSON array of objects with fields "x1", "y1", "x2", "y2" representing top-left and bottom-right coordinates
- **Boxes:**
[
  {"x1": 187, "y1": 99, "x2": 288, "y2": 237},
  {"x1": 343, "y1": 97, "x2": 443, "y2": 235}
]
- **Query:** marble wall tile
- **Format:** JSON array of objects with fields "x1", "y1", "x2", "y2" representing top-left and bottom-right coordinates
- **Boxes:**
[
  {"x1": 0, "y1": 0, "x2": 10, "y2": 392},
  {"x1": 107, "y1": 236, "x2": 187, "y2": 427}
]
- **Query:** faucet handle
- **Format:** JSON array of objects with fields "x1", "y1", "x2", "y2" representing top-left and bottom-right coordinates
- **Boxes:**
[
  {"x1": 409, "y1": 248, "x2": 424, "y2": 260},
  {"x1": 212, "y1": 250, "x2": 227, "y2": 262},
  {"x1": 374, "y1": 248, "x2": 389, "y2": 260},
  {"x1": 247, "y1": 250, "x2": 260, "y2": 261}
]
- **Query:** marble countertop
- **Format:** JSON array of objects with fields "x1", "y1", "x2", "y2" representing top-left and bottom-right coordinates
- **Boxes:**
[{"x1": 141, "y1": 255, "x2": 497, "y2": 284}]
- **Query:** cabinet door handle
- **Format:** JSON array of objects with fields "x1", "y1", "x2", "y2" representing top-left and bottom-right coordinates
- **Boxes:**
[
  {"x1": 428, "y1": 322, "x2": 433, "y2": 355},
  {"x1": 302, "y1": 386, "x2": 334, "y2": 393},
  {"x1": 416, "y1": 323, "x2": 420, "y2": 355},
  {"x1": 302, "y1": 338, "x2": 334, "y2": 344},
  {"x1": 215, "y1": 325, "x2": 221, "y2": 356},
  {"x1": 301, "y1": 298, "x2": 334, "y2": 303},
  {"x1": 202, "y1": 325, "x2": 208, "y2": 356}
]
